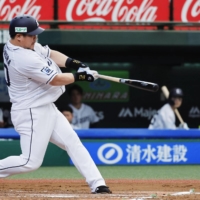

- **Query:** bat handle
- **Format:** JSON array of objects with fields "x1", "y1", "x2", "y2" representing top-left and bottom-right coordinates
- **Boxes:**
[
  {"x1": 97, "y1": 74, "x2": 120, "y2": 83},
  {"x1": 174, "y1": 109, "x2": 184, "y2": 124}
]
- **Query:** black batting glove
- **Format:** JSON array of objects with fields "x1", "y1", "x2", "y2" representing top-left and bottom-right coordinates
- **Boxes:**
[
  {"x1": 73, "y1": 71, "x2": 94, "y2": 82},
  {"x1": 65, "y1": 58, "x2": 90, "y2": 71}
]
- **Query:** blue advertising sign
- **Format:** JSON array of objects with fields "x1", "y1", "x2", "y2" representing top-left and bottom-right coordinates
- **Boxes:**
[{"x1": 70, "y1": 141, "x2": 200, "y2": 165}]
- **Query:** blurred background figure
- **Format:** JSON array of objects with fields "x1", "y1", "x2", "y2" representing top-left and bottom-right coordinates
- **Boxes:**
[
  {"x1": 3, "y1": 109, "x2": 13, "y2": 128},
  {"x1": 0, "y1": 108, "x2": 4, "y2": 128},
  {"x1": 68, "y1": 84, "x2": 100, "y2": 129},
  {"x1": 149, "y1": 88, "x2": 189, "y2": 130},
  {"x1": 61, "y1": 106, "x2": 79, "y2": 129}
]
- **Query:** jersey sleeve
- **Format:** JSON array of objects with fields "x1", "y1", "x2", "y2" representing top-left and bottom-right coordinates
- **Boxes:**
[
  {"x1": 34, "y1": 43, "x2": 51, "y2": 58},
  {"x1": 15, "y1": 51, "x2": 57, "y2": 84},
  {"x1": 88, "y1": 107, "x2": 100, "y2": 124}
]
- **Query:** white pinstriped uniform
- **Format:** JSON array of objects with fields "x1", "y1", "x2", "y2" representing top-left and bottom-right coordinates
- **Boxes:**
[
  {"x1": 0, "y1": 109, "x2": 3, "y2": 123},
  {"x1": 149, "y1": 103, "x2": 176, "y2": 129},
  {"x1": 69, "y1": 103, "x2": 99, "y2": 129},
  {"x1": 0, "y1": 41, "x2": 105, "y2": 192}
]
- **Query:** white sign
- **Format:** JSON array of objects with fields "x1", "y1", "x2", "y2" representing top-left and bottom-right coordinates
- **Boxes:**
[
  {"x1": 97, "y1": 143, "x2": 123, "y2": 164},
  {"x1": 15, "y1": 27, "x2": 27, "y2": 33},
  {"x1": 118, "y1": 107, "x2": 157, "y2": 120},
  {"x1": 126, "y1": 144, "x2": 187, "y2": 163}
]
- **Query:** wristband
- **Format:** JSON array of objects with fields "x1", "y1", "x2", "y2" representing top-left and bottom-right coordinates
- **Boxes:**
[
  {"x1": 73, "y1": 72, "x2": 94, "y2": 82},
  {"x1": 65, "y1": 58, "x2": 84, "y2": 70}
]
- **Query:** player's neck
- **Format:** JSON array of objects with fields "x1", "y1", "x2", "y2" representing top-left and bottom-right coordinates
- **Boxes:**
[
  {"x1": 10, "y1": 39, "x2": 22, "y2": 48},
  {"x1": 72, "y1": 103, "x2": 82, "y2": 109},
  {"x1": 171, "y1": 105, "x2": 176, "y2": 111}
]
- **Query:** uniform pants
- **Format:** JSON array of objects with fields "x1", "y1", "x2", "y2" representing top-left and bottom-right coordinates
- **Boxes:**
[{"x1": 0, "y1": 103, "x2": 105, "y2": 192}]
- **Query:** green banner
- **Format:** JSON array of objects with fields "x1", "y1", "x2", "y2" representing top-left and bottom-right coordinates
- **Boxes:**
[
  {"x1": 0, "y1": 141, "x2": 70, "y2": 166},
  {"x1": 76, "y1": 70, "x2": 129, "y2": 102}
]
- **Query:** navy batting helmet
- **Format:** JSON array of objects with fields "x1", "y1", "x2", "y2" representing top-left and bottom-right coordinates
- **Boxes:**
[
  {"x1": 9, "y1": 15, "x2": 44, "y2": 37},
  {"x1": 168, "y1": 88, "x2": 183, "y2": 105},
  {"x1": 169, "y1": 88, "x2": 183, "y2": 98}
]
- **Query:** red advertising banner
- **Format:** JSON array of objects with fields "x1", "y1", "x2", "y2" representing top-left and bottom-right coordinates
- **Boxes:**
[
  {"x1": 58, "y1": 0, "x2": 169, "y2": 22},
  {"x1": 174, "y1": 0, "x2": 200, "y2": 22},
  {"x1": 0, "y1": 0, "x2": 54, "y2": 21}
]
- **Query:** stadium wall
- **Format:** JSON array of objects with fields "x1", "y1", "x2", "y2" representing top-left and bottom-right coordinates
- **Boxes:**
[{"x1": 0, "y1": 128, "x2": 200, "y2": 166}]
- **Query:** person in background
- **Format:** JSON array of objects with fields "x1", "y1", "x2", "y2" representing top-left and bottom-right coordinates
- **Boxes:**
[
  {"x1": 0, "y1": 108, "x2": 4, "y2": 127},
  {"x1": 68, "y1": 84, "x2": 100, "y2": 129},
  {"x1": 61, "y1": 106, "x2": 79, "y2": 129},
  {"x1": 149, "y1": 88, "x2": 189, "y2": 129},
  {"x1": 3, "y1": 109, "x2": 13, "y2": 128}
]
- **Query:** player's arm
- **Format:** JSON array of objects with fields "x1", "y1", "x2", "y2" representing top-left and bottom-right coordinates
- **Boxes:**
[
  {"x1": 50, "y1": 50, "x2": 90, "y2": 71},
  {"x1": 50, "y1": 71, "x2": 98, "y2": 86},
  {"x1": 50, "y1": 73, "x2": 74, "y2": 86},
  {"x1": 50, "y1": 50, "x2": 68, "y2": 67}
]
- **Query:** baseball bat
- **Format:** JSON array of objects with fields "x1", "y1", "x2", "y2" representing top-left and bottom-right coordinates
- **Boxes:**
[
  {"x1": 97, "y1": 74, "x2": 159, "y2": 92},
  {"x1": 161, "y1": 86, "x2": 184, "y2": 124}
]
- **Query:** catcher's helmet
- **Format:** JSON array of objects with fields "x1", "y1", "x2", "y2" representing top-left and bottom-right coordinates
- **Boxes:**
[{"x1": 9, "y1": 15, "x2": 44, "y2": 37}]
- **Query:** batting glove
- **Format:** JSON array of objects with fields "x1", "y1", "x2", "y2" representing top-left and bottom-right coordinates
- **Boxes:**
[
  {"x1": 88, "y1": 70, "x2": 99, "y2": 81},
  {"x1": 179, "y1": 123, "x2": 189, "y2": 130},
  {"x1": 77, "y1": 67, "x2": 90, "y2": 73}
]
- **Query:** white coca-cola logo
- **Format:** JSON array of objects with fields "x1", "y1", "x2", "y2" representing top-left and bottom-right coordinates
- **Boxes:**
[
  {"x1": 66, "y1": 0, "x2": 158, "y2": 22},
  {"x1": 0, "y1": 0, "x2": 41, "y2": 20},
  {"x1": 181, "y1": 0, "x2": 200, "y2": 22}
]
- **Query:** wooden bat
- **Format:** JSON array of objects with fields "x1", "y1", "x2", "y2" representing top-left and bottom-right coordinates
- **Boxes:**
[
  {"x1": 97, "y1": 74, "x2": 159, "y2": 92},
  {"x1": 161, "y1": 86, "x2": 184, "y2": 124}
]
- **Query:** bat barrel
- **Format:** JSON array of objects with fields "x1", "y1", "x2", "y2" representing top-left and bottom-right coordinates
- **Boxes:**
[{"x1": 121, "y1": 79, "x2": 159, "y2": 92}]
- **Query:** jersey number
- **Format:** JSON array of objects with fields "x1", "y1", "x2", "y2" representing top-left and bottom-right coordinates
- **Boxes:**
[{"x1": 4, "y1": 63, "x2": 10, "y2": 86}]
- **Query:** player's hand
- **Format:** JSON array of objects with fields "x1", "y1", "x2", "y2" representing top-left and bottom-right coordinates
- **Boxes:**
[
  {"x1": 65, "y1": 58, "x2": 90, "y2": 71},
  {"x1": 73, "y1": 70, "x2": 98, "y2": 82},
  {"x1": 179, "y1": 122, "x2": 189, "y2": 130},
  {"x1": 77, "y1": 67, "x2": 90, "y2": 73},
  {"x1": 88, "y1": 70, "x2": 98, "y2": 81}
]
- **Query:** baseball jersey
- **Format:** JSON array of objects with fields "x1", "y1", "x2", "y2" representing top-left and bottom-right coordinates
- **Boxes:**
[
  {"x1": 69, "y1": 103, "x2": 99, "y2": 129},
  {"x1": 149, "y1": 103, "x2": 176, "y2": 129},
  {"x1": 3, "y1": 41, "x2": 65, "y2": 110}
]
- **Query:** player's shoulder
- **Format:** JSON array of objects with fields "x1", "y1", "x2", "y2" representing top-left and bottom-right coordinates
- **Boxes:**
[
  {"x1": 34, "y1": 43, "x2": 50, "y2": 57},
  {"x1": 15, "y1": 48, "x2": 40, "y2": 64},
  {"x1": 4, "y1": 41, "x2": 35, "y2": 57},
  {"x1": 34, "y1": 42, "x2": 48, "y2": 52},
  {"x1": 159, "y1": 103, "x2": 173, "y2": 115},
  {"x1": 68, "y1": 104, "x2": 74, "y2": 108},
  {"x1": 82, "y1": 103, "x2": 93, "y2": 111},
  {"x1": 160, "y1": 103, "x2": 170, "y2": 110}
]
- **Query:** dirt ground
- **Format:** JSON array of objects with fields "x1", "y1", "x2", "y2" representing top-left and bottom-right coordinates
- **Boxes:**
[{"x1": 0, "y1": 179, "x2": 200, "y2": 199}]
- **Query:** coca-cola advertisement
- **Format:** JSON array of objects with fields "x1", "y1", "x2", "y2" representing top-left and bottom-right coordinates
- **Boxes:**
[
  {"x1": 174, "y1": 0, "x2": 200, "y2": 22},
  {"x1": 58, "y1": 0, "x2": 169, "y2": 22},
  {"x1": 0, "y1": 0, "x2": 54, "y2": 21}
]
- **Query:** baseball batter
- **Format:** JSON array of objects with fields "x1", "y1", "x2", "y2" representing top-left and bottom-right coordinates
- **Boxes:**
[
  {"x1": 149, "y1": 88, "x2": 189, "y2": 129},
  {"x1": 0, "y1": 15, "x2": 111, "y2": 194}
]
